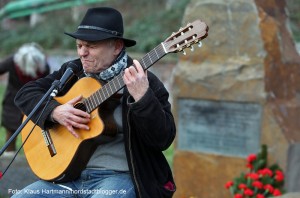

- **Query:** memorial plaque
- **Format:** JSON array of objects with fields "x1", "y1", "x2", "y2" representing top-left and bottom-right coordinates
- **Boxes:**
[{"x1": 178, "y1": 99, "x2": 262, "y2": 157}]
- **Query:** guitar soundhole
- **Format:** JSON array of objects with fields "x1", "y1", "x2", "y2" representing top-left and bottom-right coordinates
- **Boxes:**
[{"x1": 74, "y1": 102, "x2": 87, "y2": 112}]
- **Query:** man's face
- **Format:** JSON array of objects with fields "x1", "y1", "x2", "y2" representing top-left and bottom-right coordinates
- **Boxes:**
[{"x1": 76, "y1": 39, "x2": 119, "y2": 74}]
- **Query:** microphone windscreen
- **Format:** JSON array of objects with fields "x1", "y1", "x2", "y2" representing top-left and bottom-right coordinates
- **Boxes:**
[{"x1": 67, "y1": 62, "x2": 81, "y2": 74}]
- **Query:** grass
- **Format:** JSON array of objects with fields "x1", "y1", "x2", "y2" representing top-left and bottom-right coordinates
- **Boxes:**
[
  {"x1": 164, "y1": 143, "x2": 174, "y2": 167},
  {"x1": 0, "y1": 129, "x2": 23, "y2": 155},
  {"x1": 0, "y1": 84, "x2": 24, "y2": 154}
]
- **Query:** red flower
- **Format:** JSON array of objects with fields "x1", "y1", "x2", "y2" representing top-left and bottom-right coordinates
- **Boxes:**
[
  {"x1": 264, "y1": 184, "x2": 274, "y2": 193},
  {"x1": 273, "y1": 189, "x2": 282, "y2": 196},
  {"x1": 252, "y1": 181, "x2": 263, "y2": 189},
  {"x1": 256, "y1": 194, "x2": 265, "y2": 198},
  {"x1": 258, "y1": 168, "x2": 273, "y2": 177},
  {"x1": 247, "y1": 154, "x2": 257, "y2": 163},
  {"x1": 238, "y1": 183, "x2": 247, "y2": 190},
  {"x1": 225, "y1": 181, "x2": 234, "y2": 189},
  {"x1": 275, "y1": 170, "x2": 284, "y2": 182},
  {"x1": 246, "y1": 163, "x2": 253, "y2": 169},
  {"x1": 0, "y1": 171, "x2": 2, "y2": 180},
  {"x1": 244, "y1": 188, "x2": 254, "y2": 196},
  {"x1": 234, "y1": 194, "x2": 243, "y2": 198},
  {"x1": 247, "y1": 173, "x2": 260, "y2": 180}
]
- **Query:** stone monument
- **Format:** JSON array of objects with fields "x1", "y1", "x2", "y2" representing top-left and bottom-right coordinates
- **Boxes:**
[{"x1": 172, "y1": 0, "x2": 300, "y2": 197}]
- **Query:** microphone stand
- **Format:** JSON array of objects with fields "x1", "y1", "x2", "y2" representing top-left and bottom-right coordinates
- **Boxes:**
[{"x1": 0, "y1": 80, "x2": 60, "y2": 156}]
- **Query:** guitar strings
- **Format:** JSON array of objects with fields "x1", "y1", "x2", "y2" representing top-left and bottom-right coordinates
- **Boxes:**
[{"x1": 83, "y1": 44, "x2": 166, "y2": 113}]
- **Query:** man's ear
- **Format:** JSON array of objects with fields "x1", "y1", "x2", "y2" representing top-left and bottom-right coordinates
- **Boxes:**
[{"x1": 114, "y1": 39, "x2": 125, "y2": 55}]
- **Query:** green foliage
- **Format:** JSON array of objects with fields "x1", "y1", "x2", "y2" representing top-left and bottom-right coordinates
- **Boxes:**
[
  {"x1": 126, "y1": 0, "x2": 190, "y2": 52},
  {"x1": 0, "y1": 0, "x2": 190, "y2": 55},
  {"x1": 0, "y1": 10, "x2": 77, "y2": 55},
  {"x1": 253, "y1": 144, "x2": 267, "y2": 171},
  {"x1": 287, "y1": 0, "x2": 300, "y2": 41}
]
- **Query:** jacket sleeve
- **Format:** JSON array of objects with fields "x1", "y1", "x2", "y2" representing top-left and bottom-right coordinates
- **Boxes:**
[
  {"x1": 0, "y1": 56, "x2": 13, "y2": 74},
  {"x1": 14, "y1": 62, "x2": 72, "y2": 129},
  {"x1": 126, "y1": 72, "x2": 176, "y2": 151}
]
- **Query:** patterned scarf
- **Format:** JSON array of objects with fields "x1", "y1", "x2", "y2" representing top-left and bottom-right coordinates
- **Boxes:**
[{"x1": 85, "y1": 50, "x2": 128, "y2": 81}]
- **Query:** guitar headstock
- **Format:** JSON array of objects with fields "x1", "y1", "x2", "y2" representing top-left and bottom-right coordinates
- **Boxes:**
[{"x1": 162, "y1": 20, "x2": 208, "y2": 54}]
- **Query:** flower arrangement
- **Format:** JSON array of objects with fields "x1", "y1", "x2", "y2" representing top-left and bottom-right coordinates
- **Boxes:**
[{"x1": 225, "y1": 145, "x2": 285, "y2": 198}]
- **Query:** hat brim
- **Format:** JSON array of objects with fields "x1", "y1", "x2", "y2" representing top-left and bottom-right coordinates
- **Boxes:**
[{"x1": 65, "y1": 29, "x2": 136, "y2": 47}]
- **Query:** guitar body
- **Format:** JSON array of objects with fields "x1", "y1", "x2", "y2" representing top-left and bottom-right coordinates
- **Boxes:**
[{"x1": 22, "y1": 77, "x2": 105, "y2": 182}]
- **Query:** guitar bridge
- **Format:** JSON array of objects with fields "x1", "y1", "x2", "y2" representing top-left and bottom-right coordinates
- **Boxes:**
[{"x1": 42, "y1": 129, "x2": 57, "y2": 157}]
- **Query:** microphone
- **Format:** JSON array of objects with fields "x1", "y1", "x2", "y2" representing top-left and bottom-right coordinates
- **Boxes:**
[
  {"x1": 50, "y1": 62, "x2": 81, "y2": 97},
  {"x1": 57, "y1": 62, "x2": 81, "y2": 90}
]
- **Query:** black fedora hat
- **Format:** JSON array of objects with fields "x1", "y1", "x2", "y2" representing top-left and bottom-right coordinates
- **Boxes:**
[{"x1": 65, "y1": 7, "x2": 136, "y2": 47}]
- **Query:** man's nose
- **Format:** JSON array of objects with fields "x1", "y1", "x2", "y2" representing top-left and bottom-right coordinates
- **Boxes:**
[{"x1": 78, "y1": 46, "x2": 88, "y2": 56}]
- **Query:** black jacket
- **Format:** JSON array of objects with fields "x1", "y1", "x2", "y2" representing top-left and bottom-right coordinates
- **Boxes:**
[{"x1": 15, "y1": 57, "x2": 176, "y2": 198}]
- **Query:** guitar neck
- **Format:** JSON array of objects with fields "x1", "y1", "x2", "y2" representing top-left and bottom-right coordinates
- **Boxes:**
[
  {"x1": 140, "y1": 43, "x2": 167, "y2": 70},
  {"x1": 83, "y1": 43, "x2": 167, "y2": 113}
]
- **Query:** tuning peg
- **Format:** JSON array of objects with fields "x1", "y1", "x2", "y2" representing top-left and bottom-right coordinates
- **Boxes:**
[
  {"x1": 184, "y1": 40, "x2": 191, "y2": 47},
  {"x1": 190, "y1": 45, "x2": 194, "y2": 51},
  {"x1": 183, "y1": 50, "x2": 186, "y2": 55},
  {"x1": 198, "y1": 41, "x2": 202, "y2": 48}
]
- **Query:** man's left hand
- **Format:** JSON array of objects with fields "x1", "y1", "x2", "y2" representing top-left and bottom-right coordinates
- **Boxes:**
[{"x1": 123, "y1": 59, "x2": 149, "y2": 102}]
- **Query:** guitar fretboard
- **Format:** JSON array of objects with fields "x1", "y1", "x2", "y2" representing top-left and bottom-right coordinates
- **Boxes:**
[{"x1": 83, "y1": 43, "x2": 167, "y2": 113}]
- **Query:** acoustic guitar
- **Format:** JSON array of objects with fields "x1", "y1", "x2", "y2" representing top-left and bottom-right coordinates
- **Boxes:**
[{"x1": 21, "y1": 20, "x2": 208, "y2": 182}]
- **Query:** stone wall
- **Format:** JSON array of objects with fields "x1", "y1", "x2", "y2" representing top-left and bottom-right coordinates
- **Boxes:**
[{"x1": 172, "y1": 0, "x2": 300, "y2": 197}]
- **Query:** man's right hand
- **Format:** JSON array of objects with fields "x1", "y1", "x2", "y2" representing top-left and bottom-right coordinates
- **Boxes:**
[{"x1": 51, "y1": 95, "x2": 90, "y2": 138}]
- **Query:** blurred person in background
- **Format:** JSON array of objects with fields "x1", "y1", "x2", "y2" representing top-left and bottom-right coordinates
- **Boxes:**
[{"x1": 0, "y1": 42, "x2": 50, "y2": 157}]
